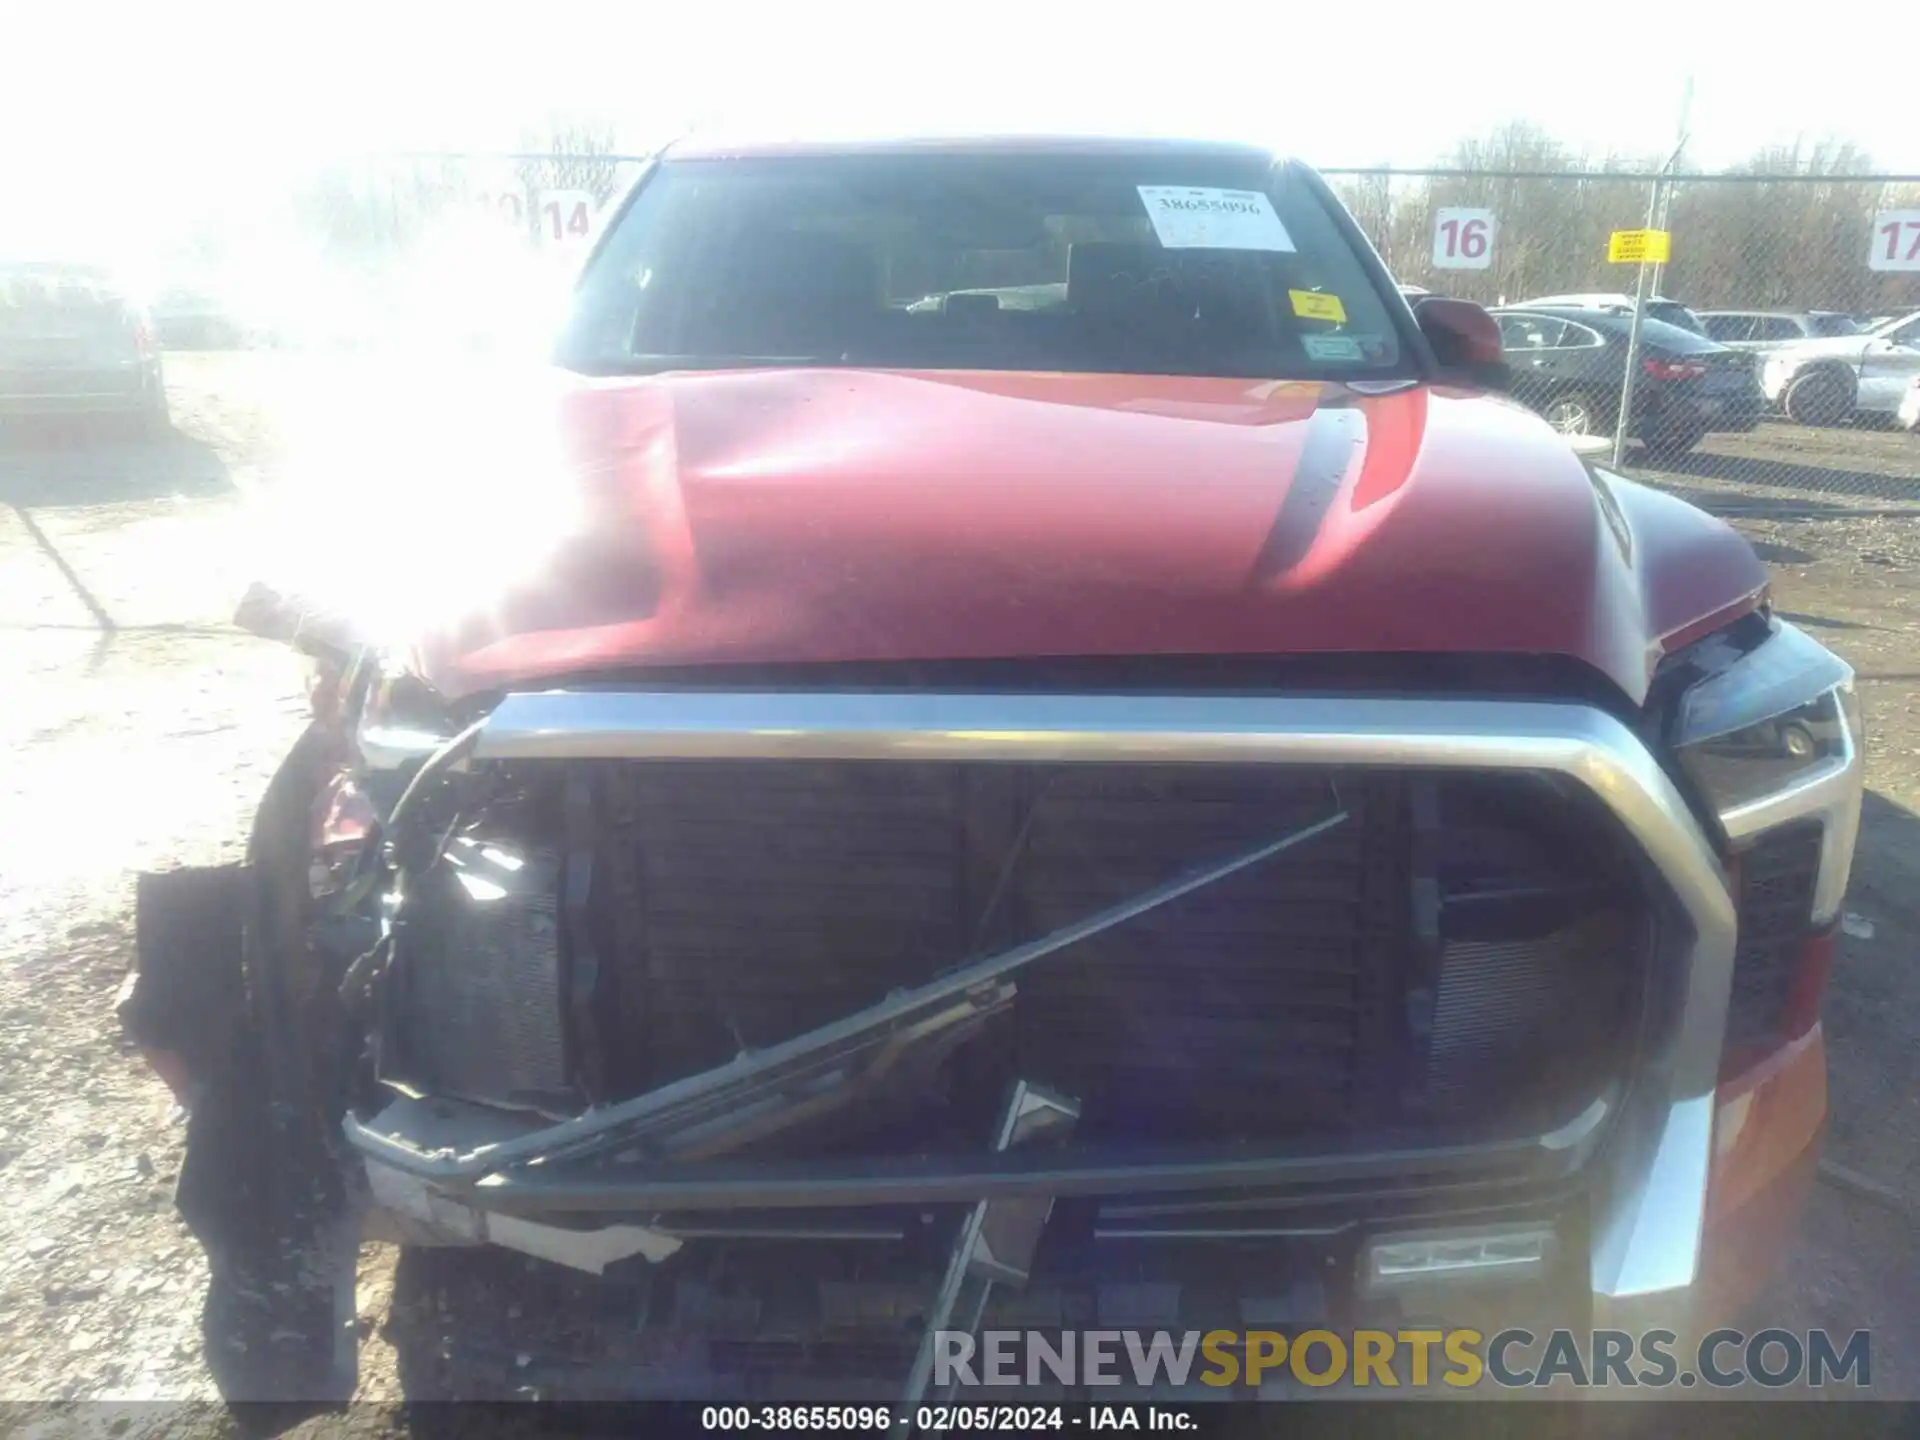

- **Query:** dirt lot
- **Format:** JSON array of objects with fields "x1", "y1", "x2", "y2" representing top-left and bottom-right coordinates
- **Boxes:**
[{"x1": 0, "y1": 354, "x2": 1916, "y2": 1427}]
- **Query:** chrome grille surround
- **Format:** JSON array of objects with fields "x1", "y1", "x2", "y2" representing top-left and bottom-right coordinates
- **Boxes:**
[{"x1": 354, "y1": 689, "x2": 1743, "y2": 1326}]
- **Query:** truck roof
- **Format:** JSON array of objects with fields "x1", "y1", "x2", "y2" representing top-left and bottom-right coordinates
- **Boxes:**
[{"x1": 663, "y1": 130, "x2": 1282, "y2": 163}]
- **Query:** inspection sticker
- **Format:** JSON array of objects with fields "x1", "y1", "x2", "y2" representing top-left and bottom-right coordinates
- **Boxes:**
[
  {"x1": 1289, "y1": 289, "x2": 1348, "y2": 323},
  {"x1": 1137, "y1": 186, "x2": 1296, "y2": 251},
  {"x1": 1302, "y1": 334, "x2": 1364, "y2": 361}
]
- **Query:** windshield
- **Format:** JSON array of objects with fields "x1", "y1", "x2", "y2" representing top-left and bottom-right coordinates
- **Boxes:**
[
  {"x1": 0, "y1": 267, "x2": 136, "y2": 337},
  {"x1": 1809, "y1": 313, "x2": 1860, "y2": 338},
  {"x1": 1624, "y1": 315, "x2": 1726, "y2": 353},
  {"x1": 558, "y1": 152, "x2": 1408, "y2": 381},
  {"x1": 1643, "y1": 300, "x2": 1704, "y2": 334}
]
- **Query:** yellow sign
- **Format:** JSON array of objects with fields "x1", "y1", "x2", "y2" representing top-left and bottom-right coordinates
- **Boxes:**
[
  {"x1": 1289, "y1": 289, "x2": 1348, "y2": 323},
  {"x1": 1608, "y1": 228, "x2": 1671, "y2": 264}
]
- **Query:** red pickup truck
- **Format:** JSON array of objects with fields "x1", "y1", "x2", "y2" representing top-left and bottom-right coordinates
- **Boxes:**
[{"x1": 121, "y1": 134, "x2": 1859, "y2": 1404}]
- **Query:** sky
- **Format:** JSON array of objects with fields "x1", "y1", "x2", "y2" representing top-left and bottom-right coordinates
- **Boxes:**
[{"x1": 3, "y1": 0, "x2": 1912, "y2": 264}]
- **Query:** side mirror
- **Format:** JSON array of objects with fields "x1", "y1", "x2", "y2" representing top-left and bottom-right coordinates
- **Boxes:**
[{"x1": 1416, "y1": 297, "x2": 1511, "y2": 392}]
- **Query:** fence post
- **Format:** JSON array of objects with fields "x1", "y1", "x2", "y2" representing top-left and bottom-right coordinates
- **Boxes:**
[
  {"x1": 1610, "y1": 174, "x2": 1665, "y2": 468},
  {"x1": 1649, "y1": 180, "x2": 1673, "y2": 298},
  {"x1": 1650, "y1": 78, "x2": 1692, "y2": 300}
]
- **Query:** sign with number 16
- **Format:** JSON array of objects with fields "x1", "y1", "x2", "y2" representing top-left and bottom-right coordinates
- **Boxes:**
[{"x1": 1432, "y1": 208, "x2": 1495, "y2": 270}]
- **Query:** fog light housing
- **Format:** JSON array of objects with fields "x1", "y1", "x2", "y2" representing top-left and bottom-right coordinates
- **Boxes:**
[{"x1": 1358, "y1": 1222, "x2": 1558, "y2": 1297}]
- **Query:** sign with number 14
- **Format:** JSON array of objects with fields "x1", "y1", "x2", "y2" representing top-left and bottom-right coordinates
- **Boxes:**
[
  {"x1": 1432, "y1": 208, "x2": 1495, "y2": 270},
  {"x1": 538, "y1": 190, "x2": 597, "y2": 245}
]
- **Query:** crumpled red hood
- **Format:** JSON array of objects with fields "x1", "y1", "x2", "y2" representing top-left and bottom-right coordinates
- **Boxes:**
[{"x1": 395, "y1": 367, "x2": 1766, "y2": 706}]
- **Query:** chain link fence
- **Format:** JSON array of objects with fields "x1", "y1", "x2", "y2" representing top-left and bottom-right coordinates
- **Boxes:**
[{"x1": 1330, "y1": 165, "x2": 1920, "y2": 516}]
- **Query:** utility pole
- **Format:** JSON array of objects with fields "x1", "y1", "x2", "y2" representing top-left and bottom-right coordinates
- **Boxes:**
[
  {"x1": 1650, "y1": 75, "x2": 1694, "y2": 298},
  {"x1": 1611, "y1": 79, "x2": 1694, "y2": 469}
]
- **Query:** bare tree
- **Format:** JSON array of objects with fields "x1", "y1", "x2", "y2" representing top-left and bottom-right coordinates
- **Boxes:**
[
  {"x1": 1387, "y1": 122, "x2": 1660, "y2": 306},
  {"x1": 1330, "y1": 122, "x2": 1920, "y2": 316},
  {"x1": 1666, "y1": 140, "x2": 1917, "y2": 312},
  {"x1": 1334, "y1": 170, "x2": 1398, "y2": 270},
  {"x1": 515, "y1": 118, "x2": 629, "y2": 210},
  {"x1": 292, "y1": 159, "x2": 466, "y2": 267}
]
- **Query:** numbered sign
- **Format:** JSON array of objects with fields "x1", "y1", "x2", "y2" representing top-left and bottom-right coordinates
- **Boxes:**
[
  {"x1": 1869, "y1": 211, "x2": 1920, "y2": 272},
  {"x1": 475, "y1": 189, "x2": 529, "y2": 232},
  {"x1": 538, "y1": 190, "x2": 597, "y2": 245},
  {"x1": 1432, "y1": 208, "x2": 1495, "y2": 270}
]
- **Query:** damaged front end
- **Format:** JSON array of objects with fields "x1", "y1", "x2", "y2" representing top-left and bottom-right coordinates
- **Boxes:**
[
  {"x1": 326, "y1": 691, "x2": 1712, "y2": 1397},
  {"x1": 125, "y1": 619, "x2": 1744, "y2": 1402}
]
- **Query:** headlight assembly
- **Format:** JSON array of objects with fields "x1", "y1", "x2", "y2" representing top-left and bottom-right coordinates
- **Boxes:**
[
  {"x1": 1670, "y1": 620, "x2": 1863, "y2": 926},
  {"x1": 356, "y1": 661, "x2": 458, "y2": 775}
]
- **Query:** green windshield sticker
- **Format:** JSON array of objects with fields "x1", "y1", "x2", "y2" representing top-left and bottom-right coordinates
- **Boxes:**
[{"x1": 1302, "y1": 334, "x2": 1364, "y2": 361}]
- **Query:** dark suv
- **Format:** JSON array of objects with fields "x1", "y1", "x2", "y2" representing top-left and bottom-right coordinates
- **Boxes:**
[
  {"x1": 0, "y1": 263, "x2": 168, "y2": 431},
  {"x1": 1494, "y1": 304, "x2": 1764, "y2": 454}
]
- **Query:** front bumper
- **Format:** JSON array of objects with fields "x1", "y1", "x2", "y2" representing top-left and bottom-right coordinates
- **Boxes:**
[
  {"x1": 1648, "y1": 388, "x2": 1765, "y2": 435},
  {"x1": 1700, "y1": 1023, "x2": 1827, "y2": 1320},
  {"x1": 345, "y1": 690, "x2": 1749, "y2": 1333}
]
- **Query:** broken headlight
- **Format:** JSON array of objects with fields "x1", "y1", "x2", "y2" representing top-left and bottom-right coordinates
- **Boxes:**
[
  {"x1": 355, "y1": 661, "x2": 457, "y2": 773},
  {"x1": 1670, "y1": 619, "x2": 1862, "y2": 926}
]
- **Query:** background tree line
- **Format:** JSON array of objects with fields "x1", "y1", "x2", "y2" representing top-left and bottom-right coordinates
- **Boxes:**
[
  {"x1": 1334, "y1": 121, "x2": 1920, "y2": 314},
  {"x1": 289, "y1": 118, "x2": 633, "y2": 269}
]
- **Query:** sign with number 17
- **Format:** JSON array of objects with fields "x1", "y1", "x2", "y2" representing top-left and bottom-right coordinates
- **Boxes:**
[
  {"x1": 1869, "y1": 211, "x2": 1920, "y2": 272},
  {"x1": 1432, "y1": 208, "x2": 1495, "y2": 270}
]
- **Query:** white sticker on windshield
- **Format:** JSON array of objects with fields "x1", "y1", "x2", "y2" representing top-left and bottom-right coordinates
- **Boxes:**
[
  {"x1": 1137, "y1": 187, "x2": 1296, "y2": 252},
  {"x1": 1302, "y1": 334, "x2": 1364, "y2": 361}
]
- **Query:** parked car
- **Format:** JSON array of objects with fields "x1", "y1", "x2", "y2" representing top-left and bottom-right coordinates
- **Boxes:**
[
  {"x1": 1899, "y1": 374, "x2": 1920, "y2": 432},
  {"x1": 1698, "y1": 310, "x2": 1861, "y2": 349},
  {"x1": 150, "y1": 282, "x2": 257, "y2": 349},
  {"x1": 1493, "y1": 304, "x2": 1763, "y2": 454},
  {"x1": 1754, "y1": 309, "x2": 1920, "y2": 425},
  {"x1": 0, "y1": 262, "x2": 168, "y2": 430},
  {"x1": 118, "y1": 135, "x2": 1858, "y2": 1404},
  {"x1": 1515, "y1": 291, "x2": 1707, "y2": 335}
]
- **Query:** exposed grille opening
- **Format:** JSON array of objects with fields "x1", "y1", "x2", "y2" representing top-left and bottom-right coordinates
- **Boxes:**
[
  {"x1": 1724, "y1": 820, "x2": 1823, "y2": 1057},
  {"x1": 381, "y1": 761, "x2": 1656, "y2": 1156},
  {"x1": 1426, "y1": 912, "x2": 1635, "y2": 1110},
  {"x1": 391, "y1": 837, "x2": 569, "y2": 1113}
]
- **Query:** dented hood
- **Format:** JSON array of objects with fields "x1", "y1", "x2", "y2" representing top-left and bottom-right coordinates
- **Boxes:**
[{"x1": 300, "y1": 367, "x2": 1765, "y2": 707}]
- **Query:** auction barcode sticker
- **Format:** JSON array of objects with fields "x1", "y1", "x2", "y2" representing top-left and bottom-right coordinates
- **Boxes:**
[{"x1": 1137, "y1": 187, "x2": 1296, "y2": 251}]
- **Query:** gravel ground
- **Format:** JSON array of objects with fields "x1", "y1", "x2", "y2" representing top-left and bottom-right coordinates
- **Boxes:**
[{"x1": 0, "y1": 355, "x2": 1915, "y2": 1430}]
